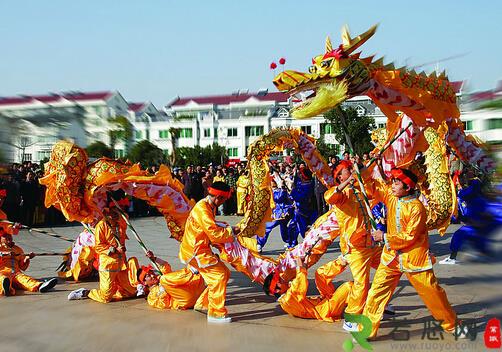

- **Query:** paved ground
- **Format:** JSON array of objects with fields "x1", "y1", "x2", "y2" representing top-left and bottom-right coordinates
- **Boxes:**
[{"x1": 1, "y1": 216, "x2": 501, "y2": 352}]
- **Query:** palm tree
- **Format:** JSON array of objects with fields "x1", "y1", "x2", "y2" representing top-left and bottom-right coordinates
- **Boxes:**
[
  {"x1": 168, "y1": 127, "x2": 180, "y2": 166},
  {"x1": 108, "y1": 115, "x2": 133, "y2": 154}
]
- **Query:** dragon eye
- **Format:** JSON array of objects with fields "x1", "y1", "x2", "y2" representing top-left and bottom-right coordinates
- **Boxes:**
[
  {"x1": 320, "y1": 59, "x2": 332, "y2": 68},
  {"x1": 309, "y1": 66, "x2": 317, "y2": 73}
]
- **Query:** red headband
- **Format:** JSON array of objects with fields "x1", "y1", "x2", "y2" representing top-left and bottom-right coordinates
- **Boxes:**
[
  {"x1": 268, "y1": 269, "x2": 281, "y2": 295},
  {"x1": 333, "y1": 160, "x2": 352, "y2": 180},
  {"x1": 138, "y1": 264, "x2": 154, "y2": 284},
  {"x1": 391, "y1": 168, "x2": 416, "y2": 189},
  {"x1": 0, "y1": 189, "x2": 7, "y2": 197},
  {"x1": 208, "y1": 187, "x2": 231, "y2": 199}
]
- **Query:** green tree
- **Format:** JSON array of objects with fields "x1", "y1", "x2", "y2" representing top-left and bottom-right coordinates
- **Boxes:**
[
  {"x1": 478, "y1": 99, "x2": 502, "y2": 110},
  {"x1": 86, "y1": 141, "x2": 113, "y2": 158},
  {"x1": 324, "y1": 107, "x2": 376, "y2": 156},
  {"x1": 175, "y1": 143, "x2": 228, "y2": 168},
  {"x1": 127, "y1": 140, "x2": 166, "y2": 167},
  {"x1": 108, "y1": 115, "x2": 133, "y2": 152}
]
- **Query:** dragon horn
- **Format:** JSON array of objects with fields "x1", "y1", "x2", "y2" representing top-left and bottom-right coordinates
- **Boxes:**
[
  {"x1": 341, "y1": 24, "x2": 378, "y2": 55},
  {"x1": 325, "y1": 36, "x2": 333, "y2": 53}
]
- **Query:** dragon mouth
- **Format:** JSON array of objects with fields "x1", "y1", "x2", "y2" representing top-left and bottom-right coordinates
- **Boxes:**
[{"x1": 274, "y1": 70, "x2": 350, "y2": 118}]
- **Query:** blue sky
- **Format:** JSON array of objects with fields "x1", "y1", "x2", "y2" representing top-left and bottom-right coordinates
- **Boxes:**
[{"x1": 1, "y1": 0, "x2": 501, "y2": 106}]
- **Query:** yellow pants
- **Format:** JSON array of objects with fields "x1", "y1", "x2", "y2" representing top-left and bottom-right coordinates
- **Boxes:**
[
  {"x1": 88, "y1": 270, "x2": 137, "y2": 303},
  {"x1": 315, "y1": 258, "x2": 347, "y2": 298},
  {"x1": 363, "y1": 261, "x2": 457, "y2": 338},
  {"x1": 344, "y1": 247, "x2": 382, "y2": 315},
  {"x1": 0, "y1": 272, "x2": 41, "y2": 295},
  {"x1": 316, "y1": 246, "x2": 382, "y2": 299},
  {"x1": 192, "y1": 261, "x2": 230, "y2": 318}
]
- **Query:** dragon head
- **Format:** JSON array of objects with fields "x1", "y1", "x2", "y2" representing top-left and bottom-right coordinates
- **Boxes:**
[{"x1": 273, "y1": 25, "x2": 377, "y2": 118}]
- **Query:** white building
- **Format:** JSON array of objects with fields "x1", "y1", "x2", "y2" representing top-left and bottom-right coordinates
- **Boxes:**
[
  {"x1": 1, "y1": 82, "x2": 500, "y2": 164},
  {"x1": 0, "y1": 91, "x2": 130, "y2": 163},
  {"x1": 164, "y1": 90, "x2": 341, "y2": 161}
]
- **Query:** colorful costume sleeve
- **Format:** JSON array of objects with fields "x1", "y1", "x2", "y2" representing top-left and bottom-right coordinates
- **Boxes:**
[
  {"x1": 289, "y1": 267, "x2": 309, "y2": 297},
  {"x1": 191, "y1": 202, "x2": 234, "y2": 244},
  {"x1": 324, "y1": 186, "x2": 347, "y2": 206}
]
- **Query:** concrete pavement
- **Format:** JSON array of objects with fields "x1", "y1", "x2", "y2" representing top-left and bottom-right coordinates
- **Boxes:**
[{"x1": 1, "y1": 216, "x2": 500, "y2": 352}]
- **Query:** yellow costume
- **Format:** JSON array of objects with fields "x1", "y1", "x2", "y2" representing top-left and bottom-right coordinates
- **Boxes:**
[
  {"x1": 148, "y1": 265, "x2": 206, "y2": 310},
  {"x1": 324, "y1": 184, "x2": 379, "y2": 315},
  {"x1": 0, "y1": 245, "x2": 41, "y2": 295},
  {"x1": 236, "y1": 174, "x2": 250, "y2": 215},
  {"x1": 179, "y1": 197, "x2": 234, "y2": 318},
  {"x1": 213, "y1": 175, "x2": 225, "y2": 183},
  {"x1": 278, "y1": 267, "x2": 352, "y2": 322},
  {"x1": 58, "y1": 246, "x2": 97, "y2": 281},
  {"x1": 315, "y1": 247, "x2": 382, "y2": 298},
  {"x1": 87, "y1": 218, "x2": 136, "y2": 303},
  {"x1": 363, "y1": 180, "x2": 457, "y2": 337}
]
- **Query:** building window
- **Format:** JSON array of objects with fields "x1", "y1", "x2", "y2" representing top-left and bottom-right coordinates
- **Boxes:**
[
  {"x1": 321, "y1": 123, "x2": 333, "y2": 134},
  {"x1": 227, "y1": 128, "x2": 238, "y2": 137},
  {"x1": 278, "y1": 108, "x2": 289, "y2": 118},
  {"x1": 462, "y1": 121, "x2": 473, "y2": 131},
  {"x1": 114, "y1": 149, "x2": 125, "y2": 158},
  {"x1": 135, "y1": 130, "x2": 142, "y2": 139},
  {"x1": 378, "y1": 123, "x2": 386, "y2": 129},
  {"x1": 179, "y1": 128, "x2": 193, "y2": 138},
  {"x1": 214, "y1": 128, "x2": 218, "y2": 138},
  {"x1": 36, "y1": 150, "x2": 52, "y2": 160},
  {"x1": 227, "y1": 147, "x2": 238, "y2": 157},
  {"x1": 301, "y1": 126, "x2": 312, "y2": 135},
  {"x1": 159, "y1": 130, "x2": 169, "y2": 139},
  {"x1": 204, "y1": 128, "x2": 211, "y2": 137},
  {"x1": 487, "y1": 118, "x2": 502, "y2": 130},
  {"x1": 245, "y1": 126, "x2": 264, "y2": 137},
  {"x1": 22, "y1": 153, "x2": 32, "y2": 162}
]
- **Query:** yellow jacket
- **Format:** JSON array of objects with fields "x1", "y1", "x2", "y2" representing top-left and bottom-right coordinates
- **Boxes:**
[
  {"x1": 93, "y1": 218, "x2": 128, "y2": 272},
  {"x1": 367, "y1": 179, "x2": 433, "y2": 272},
  {"x1": 278, "y1": 267, "x2": 352, "y2": 322},
  {"x1": 148, "y1": 266, "x2": 206, "y2": 310},
  {"x1": 179, "y1": 198, "x2": 234, "y2": 268},
  {"x1": 324, "y1": 183, "x2": 372, "y2": 254},
  {"x1": 0, "y1": 244, "x2": 29, "y2": 274}
]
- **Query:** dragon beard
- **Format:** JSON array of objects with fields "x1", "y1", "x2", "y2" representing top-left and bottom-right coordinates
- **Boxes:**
[{"x1": 291, "y1": 80, "x2": 348, "y2": 119}]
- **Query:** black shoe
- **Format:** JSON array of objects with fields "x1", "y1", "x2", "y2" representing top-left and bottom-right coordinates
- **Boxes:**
[
  {"x1": 2, "y1": 278, "x2": 11, "y2": 296},
  {"x1": 39, "y1": 278, "x2": 58, "y2": 293}
]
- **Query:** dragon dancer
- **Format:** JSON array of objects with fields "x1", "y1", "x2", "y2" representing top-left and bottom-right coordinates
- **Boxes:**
[
  {"x1": 131, "y1": 251, "x2": 206, "y2": 310},
  {"x1": 362, "y1": 167, "x2": 466, "y2": 338},
  {"x1": 179, "y1": 181, "x2": 238, "y2": 323},
  {"x1": 68, "y1": 195, "x2": 137, "y2": 303},
  {"x1": 323, "y1": 160, "x2": 382, "y2": 331},
  {"x1": 264, "y1": 255, "x2": 352, "y2": 322},
  {"x1": 0, "y1": 188, "x2": 58, "y2": 296}
]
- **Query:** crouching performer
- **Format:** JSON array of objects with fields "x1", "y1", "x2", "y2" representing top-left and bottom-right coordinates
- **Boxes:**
[
  {"x1": 134, "y1": 251, "x2": 206, "y2": 310},
  {"x1": 264, "y1": 255, "x2": 353, "y2": 322},
  {"x1": 0, "y1": 219, "x2": 58, "y2": 295},
  {"x1": 68, "y1": 195, "x2": 136, "y2": 302}
]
